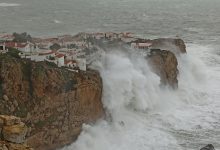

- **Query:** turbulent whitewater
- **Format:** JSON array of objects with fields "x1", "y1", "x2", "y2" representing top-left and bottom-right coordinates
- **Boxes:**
[
  {"x1": 62, "y1": 44, "x2": 220, "y2": 150},
  {"x1": 1, "y1": 0, "x2": 220, "y2": 149}
]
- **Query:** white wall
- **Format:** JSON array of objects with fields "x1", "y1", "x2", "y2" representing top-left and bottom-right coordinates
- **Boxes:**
[
  {"x1": 77, "y1": 58, "x2": 86, "y2": 71},
  {"x1": 56, "y1": 56, "x2": 65, "y2": 67}
]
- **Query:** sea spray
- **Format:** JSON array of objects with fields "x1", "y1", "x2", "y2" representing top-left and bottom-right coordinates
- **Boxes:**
[{"x1": 63, "y1": 45, "x2": 220, "y2": 150}]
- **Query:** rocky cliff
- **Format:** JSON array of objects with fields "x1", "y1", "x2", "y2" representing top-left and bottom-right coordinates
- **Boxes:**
[
  {"x1": 0, "y1": 54, "x2": 104, "y2": 150},
  {"x1": 146, "y1": 38, "x2": 186, "y2": 88},
  {"x1": 147, "y1": 49, "x2": 179, "y2": 89},
  {"x1": 0, "y1": 115, "x2": 33, "y2": 150}
]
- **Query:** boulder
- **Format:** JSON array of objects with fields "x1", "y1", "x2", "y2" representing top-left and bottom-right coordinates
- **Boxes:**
[{"x1": 200, "y1": 144, "x2": 215, "y2": 150}]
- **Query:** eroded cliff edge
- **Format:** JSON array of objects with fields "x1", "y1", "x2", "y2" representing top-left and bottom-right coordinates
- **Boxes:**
[
  {"x1": 0, "y1": 36, "x2": 187, "y2": 149},
  {"x1": 0, "y1": 55, "x2": 104, "y2": 150}
]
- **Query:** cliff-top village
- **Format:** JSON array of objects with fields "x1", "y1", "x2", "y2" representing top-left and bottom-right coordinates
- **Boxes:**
[{"x1": 0, "y1": 32, "x2": 153, "y2": 72}]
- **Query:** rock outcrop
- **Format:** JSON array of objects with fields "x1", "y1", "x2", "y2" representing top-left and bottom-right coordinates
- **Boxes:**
[
  {"x1": 145, "y1": 38, "x2": 186, "y2": 88},
  {"x1": 147, "y1": 49, "x2": 179, "y2": 89},
  {"x1": 0, "y1": 115, "x2": 33, "y2": 150},
  {"x1": 133, "y1": 38, "x2": 186, "y2": 55},
  {"x1": 200, "y1": 144, "x2": 215, "y2": 150},
  {"x1": 0, "y1": 55, "x2": 104, "y2": 149},
  {"x1": 151, "y1": 38, "x2": 187, "y2": 55}
]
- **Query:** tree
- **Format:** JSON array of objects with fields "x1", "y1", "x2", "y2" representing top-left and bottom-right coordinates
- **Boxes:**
[
  {"x1": 68, "y1": 44, "x2": 77, "y2": 49},
  {"x1": 50, "y1": 43, "x2": 61, "y2": 50},
  {"x1": 13, "y1": 32, "x2": 32, "y2": 42},
  {"x1": 7, "y1": 47, "x2": 20, "y2": 58}
]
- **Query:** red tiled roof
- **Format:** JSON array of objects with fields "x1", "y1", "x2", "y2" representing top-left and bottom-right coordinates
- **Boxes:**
[
  {"x1": 56, "y1": 54, "x2": 65, "y2": 58},
  {"x1": 42, "y1": 38, "x2": 58, "y2": 43},
  {"x1": 64, "y1": 60, "x2": 72, "y2": 65},
  {"x1": 39, "y1": 51, "x2": 55, "y2": 56},
  {"x1": 64, "y1": 60, "x2": 77, "y2": 65},
  {"x1": 5, "y1": 42, "x2": 28, "y2": 48}
]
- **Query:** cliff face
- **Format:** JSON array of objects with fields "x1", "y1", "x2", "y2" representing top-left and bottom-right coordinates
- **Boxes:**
[
  {"x1": 147, "y1": 49, "x2": 178, "y2": 89},
  {"x1": 0, "y1": 55, "x2": 104, "y2": 150},
  {"x1": 146, "y1": 38, "x2": 186, "y2": 89}
]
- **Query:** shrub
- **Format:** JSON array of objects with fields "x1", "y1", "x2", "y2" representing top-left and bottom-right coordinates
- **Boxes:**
[
  {"x1": 7, "y1": 47, "x2": 20, "y2": 58},
  {"x1": 13, "y1": 32, "x2": 32, "y2": 42},
  {"x1": 50, "y1": 43, "x2": 61, "y2": 50}
]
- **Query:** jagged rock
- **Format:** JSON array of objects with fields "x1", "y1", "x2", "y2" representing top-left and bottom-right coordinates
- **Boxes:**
[
  {"x1": 200, "y1": 144, "x2": 215, "y2": 150},
  {"x1": 0, "y1": 115, "x2": 33, "y2": 150},
  {"x1": 2, "y1": 123, "x2": 27, "y2": 144},
  {"x1": 132, "y1": 38, "x2": 186, "y2": 88},
  {"x1": 133, "y1": 38, "x2": 186, "y2": 55},
  {"x1": 147, "y1": 49, "x2": 178, "y2": 89},
  {"x1": 0, "y1": 56, "x2": 104, "y2": 149},
  {"x1": 0, "y1": 116, "x2": 21, "y2": 126}
]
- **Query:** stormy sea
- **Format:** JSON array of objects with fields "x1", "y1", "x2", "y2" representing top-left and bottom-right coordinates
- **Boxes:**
[{"x1": 1, "y1": 0, "x2": 220, "y2": 149}]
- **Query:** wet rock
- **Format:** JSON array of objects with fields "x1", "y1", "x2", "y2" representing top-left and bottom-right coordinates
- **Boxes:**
[
  {"x1": 200, "y1": 144, "x2": 215, "y2": 150},
  {"x1": 147, "y1": 49, "x2": 178, "y2": 89}
]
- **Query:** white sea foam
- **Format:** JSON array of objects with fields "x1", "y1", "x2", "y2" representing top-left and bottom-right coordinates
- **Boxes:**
[
  {"x1": 53, "y1": 19, "x2": 62, "y2": 24},
  {"x1": 62, "y1": 44, "x2": 220, "y2": 150},
  {"x1": 0, "y1": 3, "x2": 20, "y2": 7}
]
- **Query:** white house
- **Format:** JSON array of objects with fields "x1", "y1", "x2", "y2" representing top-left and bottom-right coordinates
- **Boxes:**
[
  {"x1": 0, "y1": 43, "x2": 6, "y2": 52},
  {"x1": 121, "y1": 37, "x2": 137, "y2": 43},
  {"x1": 4, "y1": 41, "x2": 37, "y2": 53},
  {"x1": 20, "y1": 49, "x2": 55, "y2": 61},
  {"x1": 76, "y1": 58, "x2": 86, "y2": 71},
  {"x1": 55, "y1": 54, "x2": 65, "y2": 67},
  {"x1": 0, "y1": 43, "x2": 8, "y2": 53}
]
